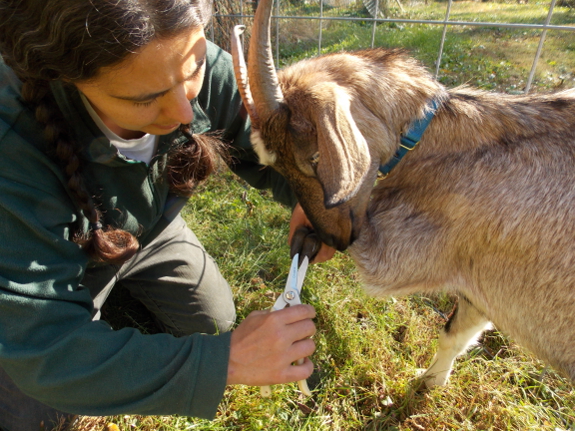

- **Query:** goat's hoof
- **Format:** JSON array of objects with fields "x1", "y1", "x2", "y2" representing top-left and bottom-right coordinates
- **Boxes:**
[
  {"x1": 415, "y1": 368, "x2": 427, "y2": 377},
  {"x1": 415, "y1": 363, "x2": 451, "y2": 389},
  {"x1": 412, "y1": 368, "x2": 433, "y2": 392},
  {"x1": 419, "y1": 370, "x2": 449, "y2": 388}
]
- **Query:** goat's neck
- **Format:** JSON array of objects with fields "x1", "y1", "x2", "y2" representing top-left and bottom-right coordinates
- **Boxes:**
[
  {"x1": 351, "y1": 65, "x2": 446, "y2": 167},
  {"x1": 417, "y1": 87, "x2": 575, "y2": 156}
]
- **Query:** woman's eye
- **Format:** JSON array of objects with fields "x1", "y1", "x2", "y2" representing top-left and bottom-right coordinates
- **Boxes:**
[{"x1": 133, "y1": 99, "x2": 156, "y2": 107}]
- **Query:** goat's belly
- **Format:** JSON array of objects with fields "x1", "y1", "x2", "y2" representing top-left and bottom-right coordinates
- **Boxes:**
[
  {"x1": 350, "y1": 223, "x2": 575, "y2": 382},
  {"x1": 348, "y1": 228, "x2": 448, "y2": 299}
]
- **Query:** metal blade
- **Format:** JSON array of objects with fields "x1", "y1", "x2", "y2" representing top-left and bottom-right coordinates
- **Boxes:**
[
  {"x1": 270, "y1": 254, "x2": 300, "y2": 311},
  {"x1": 285, "y1": 253, "x2": 300, "y2": 292},
  {"x1": 296, "y1": 255, "x2": 309, "y2": 293}
]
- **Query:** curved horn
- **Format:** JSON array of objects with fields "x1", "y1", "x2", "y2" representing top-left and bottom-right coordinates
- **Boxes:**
[
  {"x1": 248, "y1": 0, "x2": 284, "y2": 120},
  {"x1": 231, "y1": 25, "x2": 260, "y2": 129}
]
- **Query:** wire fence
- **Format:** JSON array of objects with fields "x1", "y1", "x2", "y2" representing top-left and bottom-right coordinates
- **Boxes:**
[{"x1": 209, "y1": 0, "x2": 575, "y2": 93}]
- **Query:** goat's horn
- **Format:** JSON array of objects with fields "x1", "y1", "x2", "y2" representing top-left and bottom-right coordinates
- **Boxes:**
[
  {"x1": 231, "y1": 25, "x2": 260, "y2": 129},
  {"x1": 248, "y1": 0, "x2": 284, "y2": 120}
]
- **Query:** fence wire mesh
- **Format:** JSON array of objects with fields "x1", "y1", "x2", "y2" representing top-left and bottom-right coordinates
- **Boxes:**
[{"x1": 209, "y1": 0, "x2": 575, "y2": 93}]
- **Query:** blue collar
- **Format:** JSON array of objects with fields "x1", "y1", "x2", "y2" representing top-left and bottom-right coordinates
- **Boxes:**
[{"x1": 379, "y1": 99, "x2": 439, "y2": 177}]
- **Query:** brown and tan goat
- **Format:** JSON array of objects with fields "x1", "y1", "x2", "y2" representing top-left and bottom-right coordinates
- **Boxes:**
[{"x1": 231, "y1": 0, "x2": 575, "y2": 386}]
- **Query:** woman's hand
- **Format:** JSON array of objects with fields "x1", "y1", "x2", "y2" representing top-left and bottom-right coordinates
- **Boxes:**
[
  {"x1": 289, "y1": 203, "x2": 336, "y2": 263},
  {"x1": 227, "y1": 304, "x2": 316, "y2": 386}
]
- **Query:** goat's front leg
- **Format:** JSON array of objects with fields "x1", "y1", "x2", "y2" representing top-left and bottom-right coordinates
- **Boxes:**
[{"x1": 421, "y1": 296, "x2": 491, "y2": 387}]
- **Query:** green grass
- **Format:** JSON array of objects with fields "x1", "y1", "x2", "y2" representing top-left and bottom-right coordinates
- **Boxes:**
[
  {"x1": 73, "y1": 170, "x2": 575, "y2": 431},
  {"x1": 272, "y1": 0, "x2": 575, "y2": 92},
  {"x1": 70, "y1": 1, "x2": 575, "y2": 430}
]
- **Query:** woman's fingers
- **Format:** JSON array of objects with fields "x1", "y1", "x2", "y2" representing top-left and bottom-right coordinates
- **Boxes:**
[
  {"x1": 278, "y1": 303, "x2": 316, "y2": 324},
  {"x1": 227, "y1": 305, "x2": 317, "y2": 386},
  {"x1": 279, "y1": 356, "x2": 315, "y2": 383}
]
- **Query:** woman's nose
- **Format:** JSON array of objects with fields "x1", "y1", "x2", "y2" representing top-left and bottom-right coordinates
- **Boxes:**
[{"x1": 163, "y1": 83, "x2": 194, "y2": 125}]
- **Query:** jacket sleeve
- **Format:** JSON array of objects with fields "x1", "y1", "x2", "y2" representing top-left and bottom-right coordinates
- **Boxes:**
[
  {"x1": 0, "y1": 121, "x2": 230, "y2": 418},
  {"x1": 197, "y1": 42, "x2": 297, "y2": 208}
]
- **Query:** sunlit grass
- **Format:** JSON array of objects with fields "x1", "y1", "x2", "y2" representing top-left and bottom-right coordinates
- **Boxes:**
[
  {"x1": 66, "y1": 1, "x2": 575, "y2": 430},
  {"x1": 275, "y1": 0, "x2": 575, "y2": 92},
  {"x1": 70, "y1": 169, "x2": 575, "y2": 431}
]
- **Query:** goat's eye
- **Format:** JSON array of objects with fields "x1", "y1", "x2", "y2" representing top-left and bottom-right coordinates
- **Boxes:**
[{"x1": 310, "y1": 152, "x2": 320, "y2": 169}]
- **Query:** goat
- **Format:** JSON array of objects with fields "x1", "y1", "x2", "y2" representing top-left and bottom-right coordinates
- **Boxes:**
[{"x1": 231, "y1": 0, "x2": 575, "y2": 387}]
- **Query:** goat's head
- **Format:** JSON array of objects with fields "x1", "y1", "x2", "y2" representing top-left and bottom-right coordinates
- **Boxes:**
[{"x1": 231, "y1": 1, "x2": 378, "y2": 251}]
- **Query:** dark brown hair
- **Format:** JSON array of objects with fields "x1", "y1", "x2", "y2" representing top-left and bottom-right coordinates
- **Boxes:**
[{"x1": 0, "y1": 0, "x2": 224, "y2": 265}]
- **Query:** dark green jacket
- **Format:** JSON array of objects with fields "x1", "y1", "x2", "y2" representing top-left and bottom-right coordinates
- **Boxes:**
[{"x1": 0, "y1": 41, "x2": 292, "y2": 418}]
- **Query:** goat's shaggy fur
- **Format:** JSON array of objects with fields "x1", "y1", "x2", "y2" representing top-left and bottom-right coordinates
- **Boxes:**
[{"x1": 232, "y1": 0, "x2": 575, "y2": 386}]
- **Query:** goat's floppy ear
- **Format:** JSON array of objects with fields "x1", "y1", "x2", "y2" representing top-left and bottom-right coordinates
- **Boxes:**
[{"x1": 315, "y1": 86, "x2": 371, "y2": 208}]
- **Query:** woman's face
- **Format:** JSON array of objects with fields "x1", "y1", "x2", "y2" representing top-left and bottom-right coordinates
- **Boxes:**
[{"x1": 75, "y1": 28, "x2": 207, "y2": 139}]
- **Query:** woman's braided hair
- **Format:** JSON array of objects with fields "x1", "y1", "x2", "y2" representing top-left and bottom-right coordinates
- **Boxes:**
[{"x1": 0, "y1": 0, "x2": 225, "y2": 265}]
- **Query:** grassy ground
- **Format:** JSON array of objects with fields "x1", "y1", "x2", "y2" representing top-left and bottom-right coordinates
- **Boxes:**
[
  {"x1": 69, "y1": 1, "x2": 575, "y2": 430},
  {"x1": 73, "y1": 171, "x2": 575, "y2": 431},
  {"x1": 272, "y1": 0, "x2": 575, "y2": 92},
  {"x1": 216, "y1": 0, "x2": 575, "y2": 92}
]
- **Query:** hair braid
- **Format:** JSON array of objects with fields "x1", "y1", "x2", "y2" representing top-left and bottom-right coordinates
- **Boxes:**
[
  {"x1": 167, "y1": 124, "x2": 229, "y2": 197},
  {"x1": 1, "y1": 0, "x2": 214, "y2": 265},
  {"x1": 21, "y1": 78, "x2": 139, "y2": 265}
]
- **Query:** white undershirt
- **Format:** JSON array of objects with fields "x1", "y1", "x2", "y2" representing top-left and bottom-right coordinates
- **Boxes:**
[{"x1": 80, "y1": 93, "x2": 158, "y2": 164}]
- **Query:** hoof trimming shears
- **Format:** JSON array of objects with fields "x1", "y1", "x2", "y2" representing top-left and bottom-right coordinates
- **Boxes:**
[{"x1": 260, "y1": 251, "x2": 312, "y2": 397}]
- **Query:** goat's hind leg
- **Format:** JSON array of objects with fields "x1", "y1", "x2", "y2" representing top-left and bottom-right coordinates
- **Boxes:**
[{"x1": 421, "y1": 296, "x2": 491, "y2": 387}]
